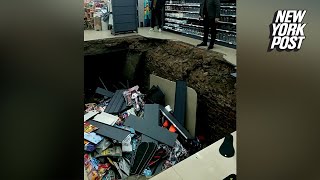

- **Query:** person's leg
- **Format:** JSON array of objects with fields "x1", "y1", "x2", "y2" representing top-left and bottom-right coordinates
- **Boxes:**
[
  {"x1": 150, "y1": 9, "x2": 156, "y2": 30},
  {"x1": 209, "y1": 19, "x2": 217, "y2": 48},
  {"x1": 203, "y1": 16, "x2": 209, "y2": 44},
  {"x1": 157, "y1": 8, "x2": 163, "y2": 30},
  {"x1": 197, "y1": 15, "x2": 209, "y2": 46}
]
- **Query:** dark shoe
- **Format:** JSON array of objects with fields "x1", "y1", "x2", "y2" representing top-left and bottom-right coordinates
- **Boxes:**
[
  {"x1": 196, "y1": 42, "x2": 207, "y2": 47},
  {"x1": 219, "y1": 134, "x2": 235, "y2": 158},
  {"x1": 223, "y1": 174, "x2": 237, "y2": 180},
  {"x1": 207, "y1": 44, "x2": 214, "y2": 50}
]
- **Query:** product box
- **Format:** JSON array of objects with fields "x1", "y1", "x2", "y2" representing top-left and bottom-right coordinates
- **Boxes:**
[{"x1": 94, "y1": 16, "x2": 102, "y2": 31}]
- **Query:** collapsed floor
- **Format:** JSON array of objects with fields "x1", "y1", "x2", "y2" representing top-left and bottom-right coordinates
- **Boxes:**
[
  {"x1": 84, "y1": 35, "x2": 236, "y2": 179},
  {"x1": 84, "y1": 35, "x2": 236, "y2": 144}
]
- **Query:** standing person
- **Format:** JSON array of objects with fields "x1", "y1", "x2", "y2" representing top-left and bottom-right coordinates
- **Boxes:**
[
  {"x1": 197, "y1": 0, "x2": 220, "y2": 49},
  {"x1": 150, "y1": 0, "x2": 166, "y2": 32},
  {"x1": 144, "y1": 0, "x2": 151, "y2": 27}
]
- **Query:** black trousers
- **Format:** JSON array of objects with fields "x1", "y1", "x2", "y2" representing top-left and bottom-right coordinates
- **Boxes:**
[
  {"x1": 203, "y1": 16, "x2": 217, "y2": 45},
  {"x1": 151, "y1": 8, "x2": 163, "y2": 28}
]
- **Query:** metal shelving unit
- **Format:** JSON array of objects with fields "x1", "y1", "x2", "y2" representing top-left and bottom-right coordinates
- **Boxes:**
[
  {"x1": 164, "y1": 0, "x2": 236, "y2": 48},
  {"x1": 111, "y1": 0, "x2": 138, "y2": 35}
]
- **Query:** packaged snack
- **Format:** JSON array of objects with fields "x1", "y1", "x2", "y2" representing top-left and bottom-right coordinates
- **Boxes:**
[
  {"x1": 84, "y1": 122, "x2": 99, "y2": 133},
  {"x1": 98, "y1": 163, "x2": 111, "y2": 176},
  {"x1": 88, "y1": 170, "x2": 99, "y2": 180},
  {"x1": 118, "y1": 157, "x2": 131, "y2": 176},
  {"x1": 85, "y1": 142, "x2": 96, "y2": 152},
  {"x1": 84, "y1": 132, "x2": 103, "y2": 144},
  {"x1": 122, "y1": 135, "x2": 133, "y2": 152},
  {"x1": 96, "y1": 139, "x2": 112, "y2": 153},
  {"x1": 97, "y1": 146, "x2": 122, "y2": 157},
  {"x1": 104, "y1": 170, "x2": 116, "y2": 180},
  {"x1": 90, "y1": 157, "x2": 100, "y2": 170}
]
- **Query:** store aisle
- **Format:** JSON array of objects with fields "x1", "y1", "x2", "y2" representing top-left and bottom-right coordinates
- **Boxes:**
[{"x1": 84, "y1": 27, "x2": 236, "y2": 66}]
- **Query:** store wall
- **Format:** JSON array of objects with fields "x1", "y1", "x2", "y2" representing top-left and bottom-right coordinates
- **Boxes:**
[{"x1": 138, "y1": 0, "x2": 145, "y2": 26}]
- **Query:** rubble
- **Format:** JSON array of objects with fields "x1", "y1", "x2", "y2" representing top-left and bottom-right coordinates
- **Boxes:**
[
  {"x1": 84, "y1": 36, "x2": 236, "y2": 144},
  {"x1": 84, "y1": 83, "x2": 201, "y2": 180},
  {"x1": 84, "y1": 36, "x2": 236, "y2": 179}
]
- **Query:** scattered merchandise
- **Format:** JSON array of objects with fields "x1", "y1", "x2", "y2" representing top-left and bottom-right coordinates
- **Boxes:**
[
  {"x1": 96, "y1": 138, "x2": 112, "y2": 153},
  {"x1": 105, "y1": 170, "x2": 116, "y2": 180},
  {"x1": 122, "y1": 135, "x2": 133, "y2": 152},
  {"x1": 84, "y1": 122, "x2": 99, "y2": 133},
  {"x1": 85, "y1": 103, "x2": 97, "y2": 113},
  {"x1": 85, "y1": 141, "x2": 96, "y2": 152},
  {"x1": 113, "y1": 161, "x2": 128, "y2": 179},
  {"x1": 142, "y1": 168, "x2": 152, "y2": 177},
  {"x1": 85, "y1": 103, "x2": 107, "y2": 113},
  {"x1": 84, "y1": 82, "x2": 206, "y2": 179},
  {"x1": 84, "y1": 110, "x2": 100, "y2": 121},
  {"x1": 219, "y1": 134, "x2": 235, "y2": 158},
  {"x1": 123, "y1": 86, "x2": 139, "y2": 106},
  {"x1": 97, "y1": 146, "x2": 122, "y2": 157},
  {"x1": 88, "y1": 170, "x2": 99, "y2": 180},
  {"x1": 93, "y1": 112, "x2": 118, "y2": 126},
  {"x1": 118, "y1": 157, "x2": 131, "y2": 176},
  {"x1": 84, "y1": 132, "x2": 104, "y2": 144},
  {"x1": 123, "y1": 86, "x2": 145, "y2": 112},
  {"x1": 98, "y1": 163, "x2": 112, "y2": 176}
]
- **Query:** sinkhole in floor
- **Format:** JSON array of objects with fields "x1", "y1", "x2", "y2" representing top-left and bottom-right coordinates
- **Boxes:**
[{"x1": 84, "y1": 35, "x2": 236, "y2": 145}]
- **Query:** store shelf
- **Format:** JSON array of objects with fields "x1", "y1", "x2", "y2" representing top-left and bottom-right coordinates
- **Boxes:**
[
  {"x1": 220, "y1": 14, "x2": 236, "y2": 17},
  {"x1": 221, "y1": 6, "x2": 236, "y2": 8},
  {"x1": 163, "y1": 26, "x2": 183, "y2": 33},
  {"x1": 218, "y1": 21, "x2": 236, "y2": 25},
  {"x1": 164, "y1": 2, "x2": 237, "y2": 49},
  {"x1": 165, "y1": 16, "x2": 236, "y2": 25},
  {"x1": 166, "y1": 11, "x2": 235, "y2": 17},
  {"x1": 165, "y1": 3, "x2": 200, "y2": 7},
  {"x1": 165, "y1": 4, "x2": 236, "y2": 8},
  {"x1": 165, "y1": 16, "x2": 199, "y2": 20},
  {"x1": 166, "y1": 10, "x2": 199, "y2": 14},
  {"x1": 216, "y1": 29, "x2": 236, "y2": 34},
  {"x1": 216, "y1": 38, "x2": 234, "y2": 45},
  {"x1": 178, "y1": 23, "x2": 236, "y2": 33},
  {"x1": 163, "y1": 26, "x2": 236, "y2": 46},
  {"x1": 165, "y1": 21, "x2": 184, "y2": 27},
  {"x1": 181, "y1": 23, "x2": 202, "y2": 28}
]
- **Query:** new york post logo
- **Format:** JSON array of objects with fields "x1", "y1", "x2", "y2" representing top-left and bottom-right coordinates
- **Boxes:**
[{"x1": 268, "y1": 10, "x2": 307, "y2": 51}]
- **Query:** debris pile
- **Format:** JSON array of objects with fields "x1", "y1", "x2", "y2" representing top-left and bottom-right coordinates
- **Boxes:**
[{"x1": 84, "y1": 83, "x2": 202, "y2": 180}]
